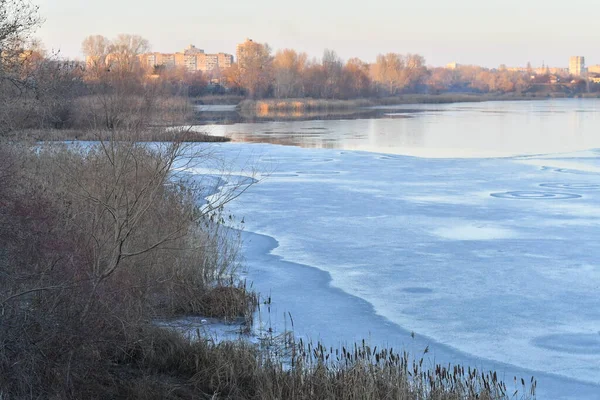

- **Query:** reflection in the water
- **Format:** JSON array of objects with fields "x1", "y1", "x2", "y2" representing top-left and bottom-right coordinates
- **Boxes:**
[{"x1": 192, "y1": 99, "x2": 600, "y2": 158}]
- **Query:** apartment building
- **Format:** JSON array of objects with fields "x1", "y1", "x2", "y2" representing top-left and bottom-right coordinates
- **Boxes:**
[
  {"x1": 569, "y1": 56, "x2": 586, "y2": 76},
  {"x1": 588, "y1": 65, "x2": 600, "y2": 74},
  {"x1": 217, "y1": 53, "x2": 233, "y2": 69},
  {"x1": 139, "y1": 45, "x2": 233, "y2": 73},
  {"x1": 197, "y1": 53, "x2": 218, "y2": 71}
]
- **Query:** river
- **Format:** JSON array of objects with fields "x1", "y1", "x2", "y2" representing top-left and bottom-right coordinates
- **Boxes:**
[{"x1": 187, "y1": 99, "x2": 600, "y2": 399}]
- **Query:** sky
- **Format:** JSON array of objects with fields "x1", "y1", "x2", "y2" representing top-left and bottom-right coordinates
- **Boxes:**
[{"x1": 34, "y1": 0, "x2": 599, "y2": 68}]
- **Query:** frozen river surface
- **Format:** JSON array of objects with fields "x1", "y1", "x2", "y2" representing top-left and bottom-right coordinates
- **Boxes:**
[{"x1": 188, "y1": 100, "x2": 600, "y2": 398}]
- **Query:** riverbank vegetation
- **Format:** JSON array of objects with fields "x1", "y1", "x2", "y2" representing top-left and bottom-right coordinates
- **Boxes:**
[
  {"x1": 238, "y1": 92, "x2": 551, "y2": 114},
  {"x1": 0, "y1": 138, "x2": 258, "y2": 398}
]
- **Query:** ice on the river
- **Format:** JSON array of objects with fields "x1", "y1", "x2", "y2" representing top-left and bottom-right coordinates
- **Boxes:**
[{"x1": 182, "y1": 142, "x2": 600, "y2": 397}]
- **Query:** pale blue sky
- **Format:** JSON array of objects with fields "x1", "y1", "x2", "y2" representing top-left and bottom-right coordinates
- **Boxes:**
[{"x1": 36, "y1": 0, "x2": 599, "y2": 67}]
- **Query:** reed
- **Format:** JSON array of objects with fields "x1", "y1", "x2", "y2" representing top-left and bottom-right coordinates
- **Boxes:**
[
  {"x1": 239, "y1": 98, "x2": 375, "y2": 113},
  {"x1": 118, "y1": 326, "x2": 536, "y2": 400}
]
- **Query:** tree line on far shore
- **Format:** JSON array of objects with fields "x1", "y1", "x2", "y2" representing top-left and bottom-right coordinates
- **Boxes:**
[
  {"x1": 80, "y1": 35, "x2": 595, "y2": 99},
  {"x1": 2, "y1": 27, "x2": 596, "y2": 134}
]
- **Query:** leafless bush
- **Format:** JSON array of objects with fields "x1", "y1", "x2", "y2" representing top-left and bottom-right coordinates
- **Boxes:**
[{"x1": 0, "y1": 137, "x2": 256, "y2": 397}]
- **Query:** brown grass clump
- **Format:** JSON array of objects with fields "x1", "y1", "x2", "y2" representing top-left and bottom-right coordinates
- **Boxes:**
[{"x1": 199, "y1": 284, "x2": 258, "y2": 319}]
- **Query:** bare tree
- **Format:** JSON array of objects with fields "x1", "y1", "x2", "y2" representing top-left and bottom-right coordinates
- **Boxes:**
[
  {"x1": 273, "y1": 49, "x2": 307, "y2": 98},
  {"x1": 0, "y1": 0, "x2": 43, "y2": 133},
  {"x1": 372, "y1": 53, "x2": 404, "y2": 95},
  {"x1": 322, "y1": 49, "x2": 343, "y2": 99},
  {"x1": 372, "y1": 53, "x2": 427, "y2": 95},
  {"x1": 236, "y1": 39, "x2": 272, "y2": 98},
  {"x1": 0, "y1": 0, "x2": 41, "y2": 55},
  {"x1": 342, "y1": 58, "x2": 372, "y2": 98},
  {"x1": 81, "y1": 34, "x2": 111, "y2": 80},
  {"x1": 301, "y1": 59, "x2": 327, "y2": 98},
  {"x1": 81, "y1": 34, "x2": 158, "y2": 130},
  {"x1": 108, "y1": 34, "x2": 149, "y2": 77}
]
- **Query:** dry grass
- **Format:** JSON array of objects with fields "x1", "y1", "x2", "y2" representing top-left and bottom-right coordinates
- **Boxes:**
[
  {"x1": 373, "y1": 93, "x2": 545, "y2": 105},
  {"x1": 238, "y1": 94, "x2": 549, "y2": 117},
  {"x1": 239, "y1": 98, "x2": 375, "y2": 113},
  {"x1": 7, "y1": 127, "x2": 231, "y2": 143},
  {"x1": 193, "y1": 95, "x2": 245, "y2": 105},
  {"x1": 108, "y1": 327, "x2": 536, "y2": 400},
  {"x1": 72, "y1": 94, "x2": 195, "y2": 129},
  {"x1": 1, "y1": 93, "x2": 195, "y2": 133}
]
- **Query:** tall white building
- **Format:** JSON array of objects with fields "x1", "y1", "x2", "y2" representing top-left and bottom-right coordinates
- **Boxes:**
[{"x1": 569, "y1": 56, "x2": 586, "y2": 76}]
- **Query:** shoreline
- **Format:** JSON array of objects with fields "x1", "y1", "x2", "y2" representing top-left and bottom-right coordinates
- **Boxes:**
[
  {"x1": 240, "y1": 229, "x2": 600, "y2": 399},
  {"x1": 196, "y1": 96, "x2": 600, "y2": 125},
  {"x1": 237, "y1": 94, "x2": 565, "y2": 113}
]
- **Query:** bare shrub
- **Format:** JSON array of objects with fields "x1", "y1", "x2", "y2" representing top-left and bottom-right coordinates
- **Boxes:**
[{"x1": 0, "y1": 137, "x2": 255, "y2": 397}]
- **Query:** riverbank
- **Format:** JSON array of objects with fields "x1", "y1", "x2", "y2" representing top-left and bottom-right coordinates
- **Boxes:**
[
  {"x1": 237, "y1": 93, "x2": 558, "y2": 114},
  {"x1": 7, "y1": 128, "x2": 231, "y2": 142},
  {"x1": 194, "y1": 94, "x2": 600, "y2": 125},
  {"x1": 218, "y1": 94, "x2": 557, "y2": 123}
]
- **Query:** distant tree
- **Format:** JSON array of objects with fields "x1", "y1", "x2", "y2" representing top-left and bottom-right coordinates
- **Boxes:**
[
  {"x1": 401, "y1": 53, "x2": 427, "y2": 91},
  {"x1": 184, "y1": 71, "x2": 208, "y2": 97},
  {"x1": 81, "y1": 34, "x2": 111, "y2": 80},
  {"x1": 273, "y1": 49, "x2": 307, "y2": 98},
  {"x1": 372, "y1": 53, "x2": 405, "y2": 95},
  {"x1": 0, "y1": 0, "x2": 43, "y2": 133},
  {"x1": 426, "y1": 67, "x2": 453, "y2": 93},
  {"x1": 0, "y1": 0, "x2": 42, "y2": 60},
  {"x1": 301, "y1": 59, "x2": 327, "y2": 98},
  {"x1": 322, "y1": 49, "x2": 343, "y2": 99},
  {"x1": 80, "y1": 34, "x2": 155, "y2": 129},
  {"x1": 81, "y1": 34, "x2": 148, "y2": 82},
  {"x1": 108, "y1": 34, "x2": 149, "y2": 77},
  {"x1": 223, "y1": 64, "x2": 243, "y2": 94},
  {"x1": 341, "y1": 58, "x2": 371, "y2": 98},
  {"x1": 236, "y1": 40, "x2": 273, "y2": 98}
]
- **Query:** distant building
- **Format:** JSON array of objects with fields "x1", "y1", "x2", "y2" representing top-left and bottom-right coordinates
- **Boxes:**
[
  {"x1": 183, "y1": 45, "x2": 204, "y2": 72},
  {"x1": 196, "y1": 53, "x2": 218, "y2": 71},
  {"x1": 217, "y1": 53, "x2": 233, "y2": 69},
  {"x1": 161, "y1": 53, "x2": 176, "y2": 68},
  {"x1": 569, "y1": 56, "x2": 586, "y2": 76},
  {"x1": 138, "y1": 45, "x2": 233, "y2": 73},
  {"x1": 184, "y1": 44, "x2": 204, "y2": 55},
  {"x1": 588, "y1": 65, "x2": 600, "y2": 74},
  {"x1": 446, "y1": 62, "x2": 459, "y2": 70}
]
